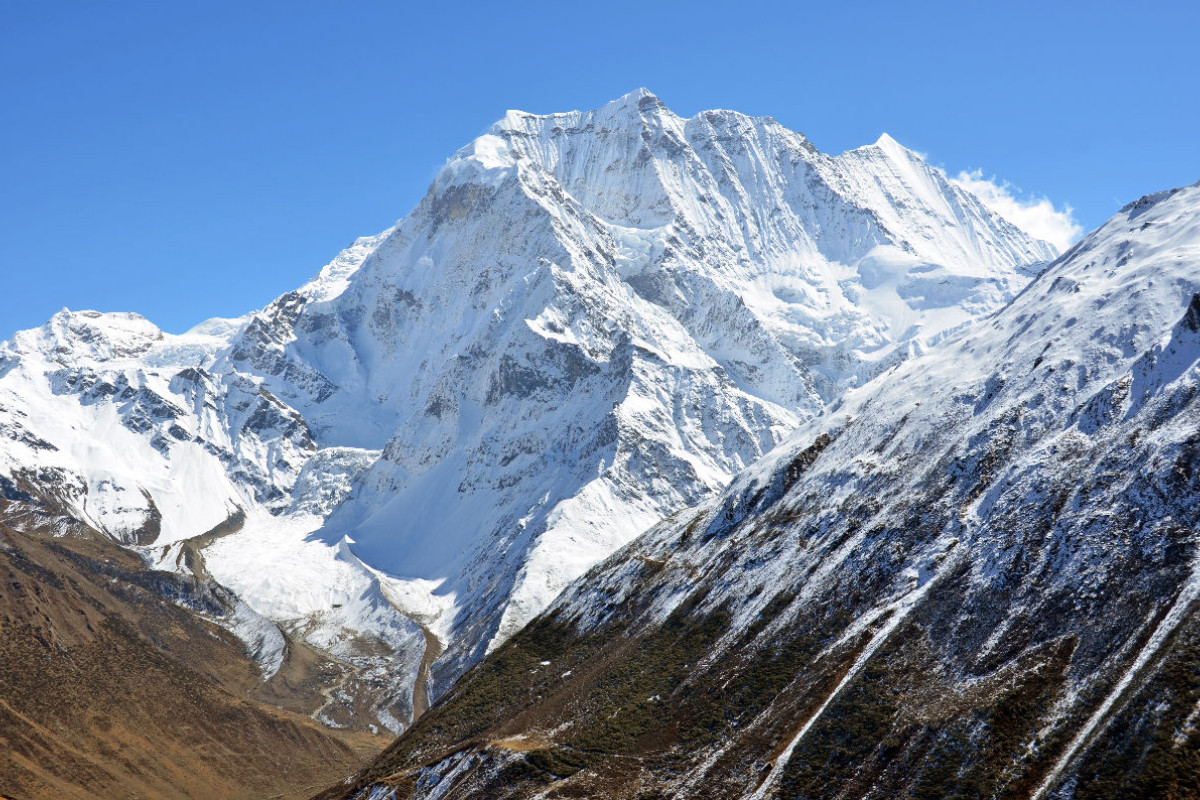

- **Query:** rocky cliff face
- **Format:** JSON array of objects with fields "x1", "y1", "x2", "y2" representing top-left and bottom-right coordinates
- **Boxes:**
[
  {"x1": 0, "y1": 90, "x2": 1055, "y2": 730},
  {"x1": 326, "y1": 182, "x2": 1200, "y2": 800}
]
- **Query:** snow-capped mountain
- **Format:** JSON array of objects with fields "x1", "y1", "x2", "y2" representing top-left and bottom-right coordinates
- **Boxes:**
[
  {"x1": 0, "y1": 90, "x2": 1055, "y2": 728},
  {"x1": 328, "y1": 181, "x2": 1200, "y2": 799}
]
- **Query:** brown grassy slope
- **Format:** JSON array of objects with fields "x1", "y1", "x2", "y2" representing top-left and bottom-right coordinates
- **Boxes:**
[{"x1": 0, "y1": 521, "x2": 387, "y2": 800}]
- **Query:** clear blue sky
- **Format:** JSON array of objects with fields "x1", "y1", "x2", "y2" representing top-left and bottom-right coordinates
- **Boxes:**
[{"x1": 2, "y1": 0, "x2": 1197, "y2": 340}]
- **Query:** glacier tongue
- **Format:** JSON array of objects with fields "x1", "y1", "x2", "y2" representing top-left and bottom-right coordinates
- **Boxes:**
[{"x1": 0, "y1": 90, "x2": 1057, "y2": 726}]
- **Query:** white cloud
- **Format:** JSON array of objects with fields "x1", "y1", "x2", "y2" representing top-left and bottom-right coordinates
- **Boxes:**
[{"x1": 952, "y1": 169, "x2": 1082, "y2": 253}]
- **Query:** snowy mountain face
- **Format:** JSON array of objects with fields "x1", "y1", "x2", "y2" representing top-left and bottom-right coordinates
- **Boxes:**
[
  {"x1": 0, "y1": 90, "x2": 1055, "y2": 731},
  {"x1": 329, "y1": 182, "x2": 1200, "y2": 800}
]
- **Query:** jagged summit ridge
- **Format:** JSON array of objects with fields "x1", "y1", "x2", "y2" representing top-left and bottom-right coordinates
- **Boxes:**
[{"x1": 0, "y1": 92, "x2": 1058, "y2": 729}]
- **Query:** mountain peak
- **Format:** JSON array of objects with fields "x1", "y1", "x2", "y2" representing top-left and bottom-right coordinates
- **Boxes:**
[
  {"x1": 495, "y1": 88, "x2": 668, "y2": 133},
  {"x1": 605, "y1": 86, "x2": 662, "y2": 110},
  {"x1": 5, "y1": 308, "x2": 164, "y2": 363},
  {"x1": 839, "y1": 132, "x2": 924, "y2": 166},
  {"x1": 870, "y1": 131, "x2": 921, "y2": 160}
]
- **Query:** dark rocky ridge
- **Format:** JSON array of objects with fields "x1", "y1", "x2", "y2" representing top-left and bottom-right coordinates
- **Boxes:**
[{"x1": 318, "y1": 185, "x2": 1200, "y2": 800}]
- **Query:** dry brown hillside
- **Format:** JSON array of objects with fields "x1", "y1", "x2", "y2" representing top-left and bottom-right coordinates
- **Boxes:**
[{"x1": 0, "y1": 510, "x2": 387, "y2": 800}]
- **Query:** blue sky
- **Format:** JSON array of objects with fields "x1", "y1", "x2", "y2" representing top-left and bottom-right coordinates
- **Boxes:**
[{"x1": 2, "y1": 0, "x2": 1197, "y2": 340}]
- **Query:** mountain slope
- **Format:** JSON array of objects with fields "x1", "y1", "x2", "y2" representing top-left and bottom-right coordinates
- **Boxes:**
[
  {"x1": 0, "y1": 90, "x2": 1056, "y2": 728},
  {"x1": 0, "y1": 310, "x2": 429, "y2": 732},
  {"x1": 326, "y1": 182, "x2": 1200, "y2": 800},
  {"x1": 0, "y1": 506, "x2": 387, "y2": 800}
]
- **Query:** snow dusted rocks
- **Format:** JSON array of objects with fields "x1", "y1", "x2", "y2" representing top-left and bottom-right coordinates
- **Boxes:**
[{"x1": 0, "y1": 91, "x2": 1056, "y2": 728}]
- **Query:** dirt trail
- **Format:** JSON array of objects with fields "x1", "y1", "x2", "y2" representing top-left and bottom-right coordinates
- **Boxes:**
[
  {"x1": 489, "y1": 735, "x2": 553, "y2": 752},
  {"x1": 310, "y1": 661, "x2": 354, "y2": 724},
  {"x1": 412, "y1": 624, "x2": 445, "y2": 719}
]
